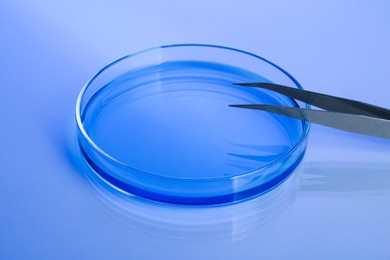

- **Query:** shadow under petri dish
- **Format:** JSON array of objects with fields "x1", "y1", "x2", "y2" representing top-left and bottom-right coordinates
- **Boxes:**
[{"x1": 82, "y1": 61, "x2": 303, "y2": 179}]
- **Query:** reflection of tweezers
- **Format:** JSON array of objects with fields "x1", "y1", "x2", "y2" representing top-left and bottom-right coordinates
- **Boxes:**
[{"x1": 230, "y1": 83, "x2": 390, "y2": 139}]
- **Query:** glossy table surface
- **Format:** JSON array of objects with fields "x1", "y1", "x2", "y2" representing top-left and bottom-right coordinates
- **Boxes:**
[{"x1": 1, "y1": 1, "x2": 389, "y2": 259}]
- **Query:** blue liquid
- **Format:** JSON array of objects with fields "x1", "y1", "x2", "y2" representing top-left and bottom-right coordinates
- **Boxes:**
[{"x1": 82, "y1": 61, "x2": 303, "y2": 179}]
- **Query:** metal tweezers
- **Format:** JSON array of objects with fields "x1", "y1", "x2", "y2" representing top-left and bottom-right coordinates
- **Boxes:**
[{"x1": 229, "y1": 83, "x2": 390, "y2": 139}]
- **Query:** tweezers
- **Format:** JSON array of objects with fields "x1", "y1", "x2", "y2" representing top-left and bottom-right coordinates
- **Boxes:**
[{"x1": 229, "y1": 83, "x2": 390, "y2": 139}]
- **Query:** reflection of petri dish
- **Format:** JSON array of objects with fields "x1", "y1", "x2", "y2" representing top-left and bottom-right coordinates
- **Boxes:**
[
  {"x1": 76, "y1": 44, "x2": 310, "y2": 205},
  {"x1": 81, "y1": 151, "x2": 303, "y2": 245}
]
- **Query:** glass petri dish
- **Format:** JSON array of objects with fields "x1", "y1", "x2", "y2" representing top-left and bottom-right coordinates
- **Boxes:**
[{"x1": 76, "y1": 44, "x2": 310, "y2": 205}]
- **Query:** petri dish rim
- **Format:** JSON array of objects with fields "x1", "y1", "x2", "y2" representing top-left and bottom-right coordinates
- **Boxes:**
[{"x1": 75, "y1": 43, "x2": 311, "y2": 182}]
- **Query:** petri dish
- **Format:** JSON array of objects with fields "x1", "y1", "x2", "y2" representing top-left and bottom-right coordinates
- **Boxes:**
[{"x1": 76, "y1": 44, "x2": 310, "y2": 205}]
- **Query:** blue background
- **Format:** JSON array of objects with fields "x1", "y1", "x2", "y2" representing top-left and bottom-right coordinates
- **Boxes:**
[{"x1": 1, "y1": 1, "x2": 390, "y2": 259}]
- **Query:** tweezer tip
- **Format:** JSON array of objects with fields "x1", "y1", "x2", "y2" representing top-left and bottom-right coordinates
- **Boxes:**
[
  {"x1": 229, "y1": 104, "x2": 253, "y2": 108},
  {"x1": 233, "y1": 83, "x2": 251, "y2": 86},
  {"x1": 233, "y1": 82, "x2": 269, "y2": 87}
]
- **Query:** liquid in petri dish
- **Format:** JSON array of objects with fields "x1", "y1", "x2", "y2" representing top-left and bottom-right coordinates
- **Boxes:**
[{"x1": 81, "y1": 61, "x2": 303, "y2": 179}]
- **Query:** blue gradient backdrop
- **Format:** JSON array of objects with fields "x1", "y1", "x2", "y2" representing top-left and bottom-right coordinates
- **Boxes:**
[{"x1": 1, "y1": 1, "x2": 390, "y2": 259}]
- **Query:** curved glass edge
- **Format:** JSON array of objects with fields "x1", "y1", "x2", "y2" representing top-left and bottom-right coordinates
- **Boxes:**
[{"x1": 78, "y1": 134, "x2": 308, "y2": 205}]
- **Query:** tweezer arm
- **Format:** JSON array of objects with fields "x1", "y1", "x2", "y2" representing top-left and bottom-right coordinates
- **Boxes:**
[
  {"x1": 235, "y1": 83, "x2": 390, "y2": 120},
  {"x1": 230, "y1": 104, "x2": 390, "y2": 139}
]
